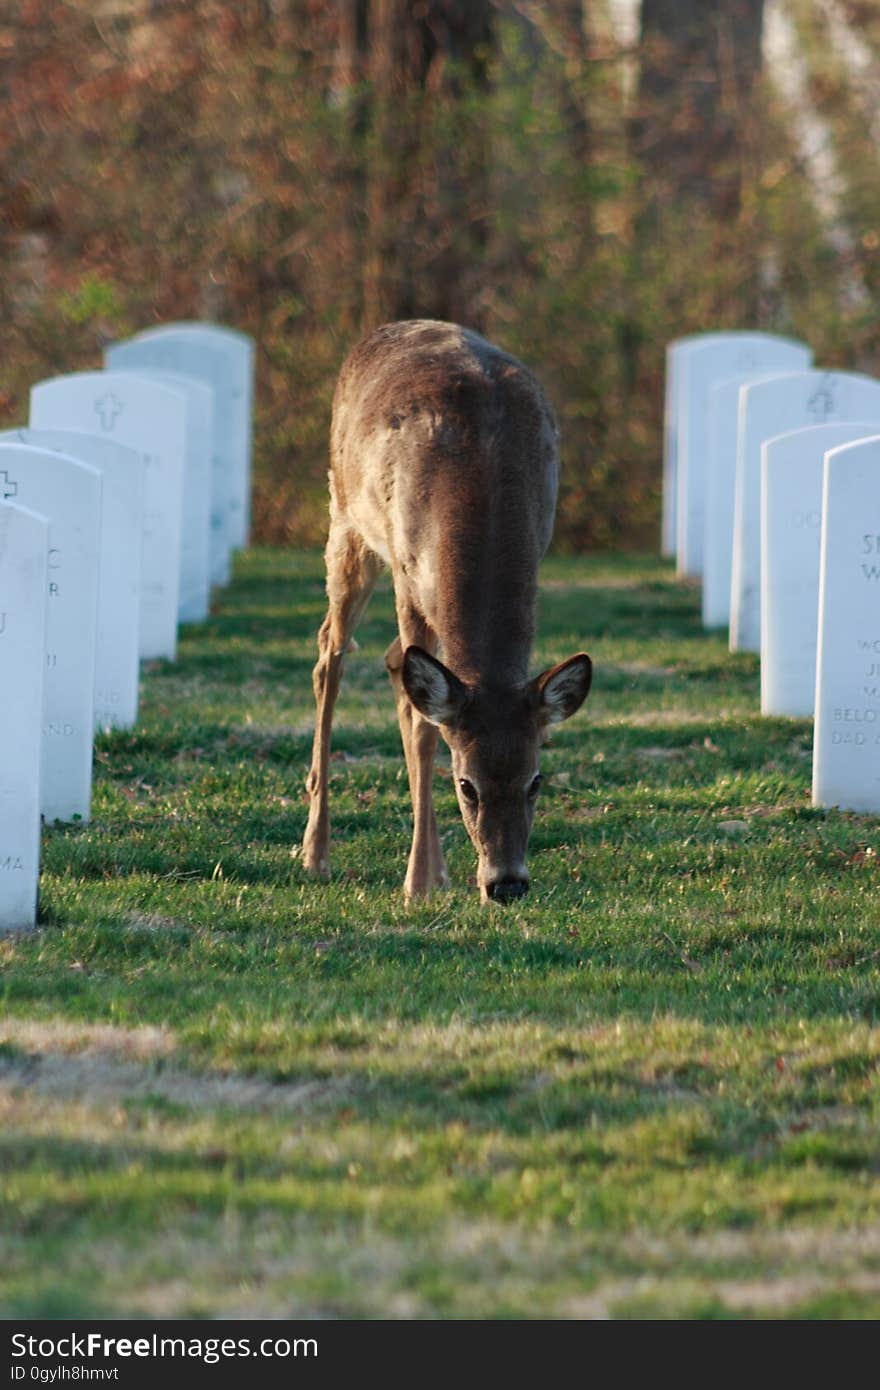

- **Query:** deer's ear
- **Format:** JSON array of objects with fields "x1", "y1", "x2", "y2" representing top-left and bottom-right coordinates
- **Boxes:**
[
  {"x1": 403, "y1": 647, "x2": 468, "y2": 727},
  {"x1": 532, "y1": 653, "x2": 592, "y2": 727}
]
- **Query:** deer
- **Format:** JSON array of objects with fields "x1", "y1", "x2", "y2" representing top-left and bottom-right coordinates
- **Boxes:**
[{"x1": 301, "y1": 320, "x2": 592, "y2": 904}]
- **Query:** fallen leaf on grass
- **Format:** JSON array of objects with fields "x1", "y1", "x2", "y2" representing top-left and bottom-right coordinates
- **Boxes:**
[
  {"x1": 718, "y1": 819, "x2": 749, "y2": 837},
  {"x1": 848, "y1": 847, "x2": 877, "y2": 866},
  {"x1": 660, "y1": 932, "x2": 703, "y2": 973}
]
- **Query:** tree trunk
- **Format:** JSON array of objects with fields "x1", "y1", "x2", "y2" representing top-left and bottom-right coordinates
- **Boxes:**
[
  {"x1": 363, "y1": 0, "x2": 494, "y2": 331},
  {"x1": 333, "y1": 0, "x2": 372, "y2": 333},
  {"x1": 634, "y1": 0, "x2": 764, "y2": 219},
  {"x1": 551, "y1": 0, "x2": 592, "y2": 173}
]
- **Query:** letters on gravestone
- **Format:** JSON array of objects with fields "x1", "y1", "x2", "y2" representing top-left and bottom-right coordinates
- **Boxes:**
[
  {"x1": 30, "y1": 372, "x2": 186, "y2": 662},
  {"x1": 676, "y1": 334, "x2": 812, "y2": 578},
  {"x1": 0, "y1": 428, "x2": 144, "y2": 730},
  {"x1": 761, "y1": 422, "x2": 880, "y2": 719},
  {"x1": 702, "y1": 373, "x2": 793, "y2": 630},
  {"x1": 102, "y1": 359, "x2": 212, "y2": 624},
  {"x1": 128, "y1": 322, "x2": 254, "y2": 551},
  {"x1": 0, "y1": 502, "x2": 48, "y2": 932},
  {"x1": 813, "y1": 437, "x2": 880, "y2": 812},
  {"x1": 0, "y1": 445, "x2": 101, "y2": 823},
  {"x1": 730, "y1": 371, "x2": 880, "y2": 653}
]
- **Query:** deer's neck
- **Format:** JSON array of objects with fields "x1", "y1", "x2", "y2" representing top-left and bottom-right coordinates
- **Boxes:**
[{"x1": 430, "y1": 517, "x2": 539, "y2": 689}]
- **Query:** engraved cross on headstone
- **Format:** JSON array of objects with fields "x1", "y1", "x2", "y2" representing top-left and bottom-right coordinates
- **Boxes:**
[
  {"x1": 0, "y1": 471, "x2": 17, "y2": 500},
  {"x1": 807, "y1": 381, "x2": 836, "y2": 422},
  {"x1": 94, "y1": 393, "x2": 123, "y2": 432}
]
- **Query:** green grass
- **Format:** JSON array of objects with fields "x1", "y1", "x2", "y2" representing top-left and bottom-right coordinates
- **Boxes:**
[{"x1": 2, "y1": 548, "x2": 880, "y2": 1319}]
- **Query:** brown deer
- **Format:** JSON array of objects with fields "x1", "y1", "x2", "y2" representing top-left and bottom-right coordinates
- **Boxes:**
[{"x1": 302, "y1": 321, "x2": 592, "y2": 903}]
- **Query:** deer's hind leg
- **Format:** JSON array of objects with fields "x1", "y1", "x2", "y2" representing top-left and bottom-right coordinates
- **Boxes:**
[{"x1": 302, "y1": 521, "x2": 381, "y2": 878}]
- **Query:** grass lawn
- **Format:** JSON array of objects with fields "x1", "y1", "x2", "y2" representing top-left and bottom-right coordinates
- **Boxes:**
[{"x1": 2, "y1": 547, "x2": 880, "y2": 1319}]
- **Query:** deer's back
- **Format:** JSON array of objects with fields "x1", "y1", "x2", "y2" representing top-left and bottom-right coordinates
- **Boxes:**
[
  {"x1": 330, "y1": 323, "x2": 558, "y2": 679},
  {"x1": 330, "y1": 321, "x2": 559, "y2": 679}
]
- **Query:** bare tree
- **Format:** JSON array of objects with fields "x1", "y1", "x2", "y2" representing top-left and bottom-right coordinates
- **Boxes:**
[
  {"x1": 635, "y1": 0, "x2": 764, "y2": 218},
  {"x1": 331, "y1": 0, "x2": 372, "y2": 331},
  {"x1": 363, "y1": 0, "x2": 495, "y2": 330}
]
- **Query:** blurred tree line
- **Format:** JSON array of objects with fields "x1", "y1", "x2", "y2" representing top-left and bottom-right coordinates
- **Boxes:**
[{"x1": 1, "y1": 0, "x2": 877, "y2": 549}]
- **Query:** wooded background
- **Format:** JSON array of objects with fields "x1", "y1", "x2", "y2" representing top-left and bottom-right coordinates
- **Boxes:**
[{"x1": 2, "y1": 0, "x2": 878, "y2": 549}]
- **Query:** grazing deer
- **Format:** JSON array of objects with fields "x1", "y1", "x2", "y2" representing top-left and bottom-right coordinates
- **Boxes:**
[{"x1": 302, "y1": 321, "x2": 592, "y2": 903}]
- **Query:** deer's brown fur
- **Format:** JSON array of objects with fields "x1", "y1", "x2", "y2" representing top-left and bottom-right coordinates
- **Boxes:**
[{"x1": 302, "y1": 320, "x2": 591, "y2": 902}]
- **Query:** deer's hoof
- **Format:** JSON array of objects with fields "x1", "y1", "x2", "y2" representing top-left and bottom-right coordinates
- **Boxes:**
[
  {"x1": 404, "y1": 871, "x2": 426, "y2": 902},
  {"x1": 301, "y1": 835, "x2": 330, "y2": 880},
  {"x1": 305, "y1": 860, "x2": 330, "y2": 881},
  {"x1": 404, "y1": 872, "x2": 450, "y2": 903}
]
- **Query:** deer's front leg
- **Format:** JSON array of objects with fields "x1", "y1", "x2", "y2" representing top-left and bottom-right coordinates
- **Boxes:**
[
  {"x1": 406, "y1": 712, "x2": 449, "y2": 901},
  {"x1": 385, "y1": 633, "x2": 449, "y2": 901}
]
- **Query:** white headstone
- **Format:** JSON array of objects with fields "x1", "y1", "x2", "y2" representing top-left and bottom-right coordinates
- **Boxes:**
[
  {"x1": 115, "y1": 320, "x2": 254, "y2": 559},
  {"x1": 30, "y1": 372, "x2": 186, "y2": 661},
  {"x1": 813, "y1": 436, "x2": 880, "y2": 811},
  {"x1": 0, "y1": 502, "x2": 48, "y2": 933},
  {"x1": 663, "y1": 337, "x2": 698, "y2": 558},
  {"x1": 0, "y1": 445, "x2": 101, "y2": 823},
  {"x1": 702, "y1": 372, "x2": 793, "y2": 629},
  {"x1": 761, "y1": 422, "x2": 880, "y2": 718},
  {"x1": 0, "y1": 429, "x2": 144, "y2": 730},
  {"x1": 157, "y1": 322, "x2": 254, "y2": 550},
  {"x1": 101, "y1": 358, "x2": 212, "y2": 623},
  {"x1": 676, "y1": 334, "x2": 812, "y2": 577},
  {"x1": 730, "y1": 371, "x2": 880, "y2": 652},
  {"x1": 105, "y1": 336, "x2": 231, "y2": 588}
]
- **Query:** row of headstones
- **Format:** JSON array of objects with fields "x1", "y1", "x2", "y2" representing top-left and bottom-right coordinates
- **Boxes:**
[
  {"x1": 665, "y1": 331, "x2": 880, "y2": 816},
  {"x1": 0, "y1": 321, "x2": 255, "y2": 933}
]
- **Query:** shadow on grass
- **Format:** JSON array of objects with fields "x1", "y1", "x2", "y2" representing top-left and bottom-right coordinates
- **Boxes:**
[
  {"x1": 539, "y1": 583, "x2": 699, "y2": 639},
  {"x1": 11, "y1": 900, "x2": 880, "y2": 1030}
]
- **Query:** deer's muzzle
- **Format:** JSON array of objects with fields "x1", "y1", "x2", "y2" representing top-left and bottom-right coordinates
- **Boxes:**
[{"x1": 485, "y1": 875, "x2": 530, "y2": 903}]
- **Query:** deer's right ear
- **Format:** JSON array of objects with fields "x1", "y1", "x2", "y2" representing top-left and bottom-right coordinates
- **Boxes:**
[
  {"x1": 533, "y1": 653, "x2": 593, "y2": 727},
  {"x1": 403, "y1": 647, "x2": 468, "y2": 727}
]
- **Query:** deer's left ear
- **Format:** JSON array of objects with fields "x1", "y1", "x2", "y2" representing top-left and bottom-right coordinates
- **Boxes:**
[
  {"x1": 531, "y1": 653, "x2": 592, "y2": 727},
  {"x1": 403, "y1": 646, "x2": 469, "y2": 727}
]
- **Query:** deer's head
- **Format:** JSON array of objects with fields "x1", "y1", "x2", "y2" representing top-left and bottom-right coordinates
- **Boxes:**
[{"x1": 402, "y1": 647, "x2": 592, "y2": 902}]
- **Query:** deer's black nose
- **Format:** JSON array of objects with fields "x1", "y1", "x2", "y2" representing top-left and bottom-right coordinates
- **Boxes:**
[{"x1": 486, "y1": 877, "x2": 529, "y2": 903}]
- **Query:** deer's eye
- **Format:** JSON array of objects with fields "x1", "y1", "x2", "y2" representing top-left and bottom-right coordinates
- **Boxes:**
[
  {"x1": 459, "y1": 778, "x2": 478, "y2": 806},
  {"x1": 527, "y1": 773, "x2": 542, "y2": 799}
]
